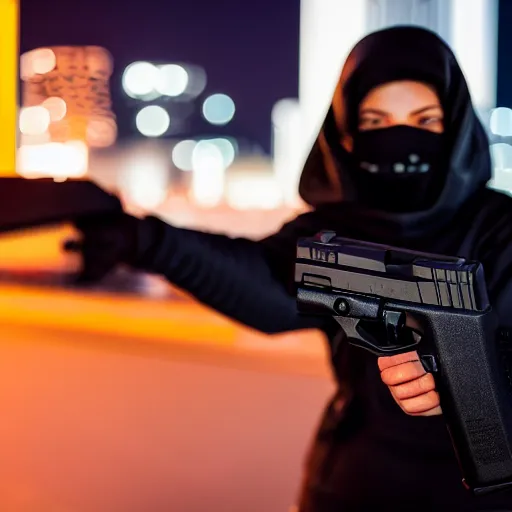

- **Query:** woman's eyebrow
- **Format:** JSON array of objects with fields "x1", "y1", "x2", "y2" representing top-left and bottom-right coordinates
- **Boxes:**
[
  {"x1": 411, "y1": 104, "x2": 442, "y2": 116},
  {"x1": 359, "y1": 108, "x2": 388, "y2": 116}
]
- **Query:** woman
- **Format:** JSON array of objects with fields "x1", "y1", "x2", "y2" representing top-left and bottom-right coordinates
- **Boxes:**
[{"x1": 72, "y1": 27, "x2": 512, "y2": 510}]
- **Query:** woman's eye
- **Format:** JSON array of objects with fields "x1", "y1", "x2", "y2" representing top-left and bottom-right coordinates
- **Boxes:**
[
  {"x1": 359, "y1": 117, "x2": 383, "y2": 129},
  {"x1": 419, "y1": 116, "x2": 443, "y2": 126}
]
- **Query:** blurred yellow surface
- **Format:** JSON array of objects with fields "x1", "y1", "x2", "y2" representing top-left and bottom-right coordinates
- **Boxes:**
[
  {"x1": 0, "y1": 224, "x2": 78, "y2": 269},
  {"x1": 0, "y1": 282, "x2": 329, "y2": 378},
  {"x1": 0, "y1": 283, "x2": 237, "y2": 346},
  {"x1": 0, "y1": 226, "x2": 238, "y2": 348},
  {"x1": 0, "y1": 0, "x2": 17, "y2": 176}
]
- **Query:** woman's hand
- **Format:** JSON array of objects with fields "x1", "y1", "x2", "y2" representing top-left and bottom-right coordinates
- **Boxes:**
[
  {"x1": 378, "y1": 351, "x2": 442, "y2": 416},
  {"x1": 64, "y1": 213, "x2": 140, "y2": 284}
]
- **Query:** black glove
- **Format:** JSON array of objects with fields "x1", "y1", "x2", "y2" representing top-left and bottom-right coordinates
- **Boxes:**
[{"x1": 64, "y1": 212, "x2": 142, "y2": 285}]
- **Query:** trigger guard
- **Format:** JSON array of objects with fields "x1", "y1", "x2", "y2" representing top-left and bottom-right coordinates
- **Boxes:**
[
  {"x1": 333, "y1": 316, "x2": 422, "y2": 357},
  {"x1": 353, "y1": 320, "x2": 421, "y2": 356}
]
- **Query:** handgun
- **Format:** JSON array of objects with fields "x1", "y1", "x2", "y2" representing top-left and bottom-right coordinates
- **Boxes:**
[
  {"x1": 295, "y1": 230, "x2": 512, "y2": 495},
  {"x1": 0, "y1": 176, "x2": 122, "y2": 234}
]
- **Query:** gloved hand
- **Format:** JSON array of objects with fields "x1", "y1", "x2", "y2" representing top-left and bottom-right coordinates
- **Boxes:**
[{"x1": 64, "y1": 212, "x2": 142, "y2": 284}]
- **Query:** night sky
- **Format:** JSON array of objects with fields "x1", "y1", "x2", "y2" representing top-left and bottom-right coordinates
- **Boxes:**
[
  {"x1": 20, "y1": 0, "x2": 512, "y2": 151},
  {"x1": 20, "y1": 0, "x2": 300, "y2": 153},
  {"x1": 497, "y1": 0, "x2": 512, "y2": 108}
]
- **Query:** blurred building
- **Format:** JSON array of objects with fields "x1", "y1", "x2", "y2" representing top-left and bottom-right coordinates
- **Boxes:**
[{"x1": 18, "y1": 46, "x2": 117, "y2": 180}]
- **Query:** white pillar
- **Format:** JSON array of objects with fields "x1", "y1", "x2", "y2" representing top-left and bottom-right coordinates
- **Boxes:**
[
  {"x1": 450, "y1": 0, "x2": 499, "y2": 112},
  {"x1": 271, "y1": 99, "x2": 303, "y2": 206},
  {"x1": 299, "y1": 0, "x2": 368, "y2": 156}
]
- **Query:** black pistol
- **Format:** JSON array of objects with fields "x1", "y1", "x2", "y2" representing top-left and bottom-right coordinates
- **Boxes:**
[{"x1": 295, "y1": 230, "x2": 512, "y2": 495}]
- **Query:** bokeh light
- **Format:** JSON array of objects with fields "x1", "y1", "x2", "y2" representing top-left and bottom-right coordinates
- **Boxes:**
[
  {"x1": 123, "y1": 61, "x2": 160, "y2": 98},
  {"x1": 202, "y1": 94, "x2": 236, "y2": 125},
  {"x1": 156, "y1": 64, "x2": 189, "y2": 97},
  {"x1": 17, "y1": 140, "x2": 88, "y2": 179},
  {"x1": 135, "y1": 106, "x2": 170, "y2": 137},
  {"x1": 208, "y1": 138, "x2": 237, "y2": 168},
  {"x1": 19, "y1": 106, "x2": 51, "y2": 136},
  {"x1": 86, "y1": 117, "x2": 118, "y2": 148},
  {"x1": 226, "y1": 174, "x2": 282, "y2": 210},
  {"x1": 31, "y1": 48, "x2": 57, "y2": 75},
  {"x1": 172, "y1": 140, "x2": 197, "y2": 171},
  {"x1": 42, "y1": 97, "x2": 67, "y2": 122},
  {"x1": 121, "y1": 158, "x2": 170, "y2": 210},
  {"x1": 490, "y1": 107, "x2": 512, "y2": 137},
  {"x1": 190, "y1": 141, "x2": 226, "y2": 207},
  {"x1": 183, "y1": 65, "x2": 208, "y2": 98},
  {"x1": 21, "y1": 46, "x2": 117, "y2": 149},
  {"x1": 172, "y1": 138, "x2": 237, "y2": 172}
]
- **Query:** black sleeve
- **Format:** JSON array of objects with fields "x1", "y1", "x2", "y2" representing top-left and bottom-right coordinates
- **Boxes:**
[{"x1": 134, "y1": 214, "x2": 327, "y2": 335}]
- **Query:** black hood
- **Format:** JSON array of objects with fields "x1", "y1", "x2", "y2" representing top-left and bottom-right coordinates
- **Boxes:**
[{"x1": 298, "y1": 26, "x2": 491, "y2": 240}]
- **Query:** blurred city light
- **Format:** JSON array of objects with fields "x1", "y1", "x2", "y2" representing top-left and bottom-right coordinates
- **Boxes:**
[
  {"x1": 86, "y1": 117, "x2": 118, "y2": 148},
  {"x1": 32, "y1": 48, "x2": 57, "y2": 74},
  {"x1": 202, "y1": 94, "x2": 235, "y2": 125},
  {"x1": 172, "y1": 140, "x2": 196, "y2": 171},
  {"x1": 17, "y1": 140, "x2": 88, "y2": 179},
  {"x1": 123, "y1": 61, "x2": 160, "y2": 98},
  {"x1": 122, "y1": 62, "x2": 197, "y2": 101},
  {"x1": 209, "y1": 138, "x2": 237, "y2": 168},
  {"x1": 120, "y1": 156, "x2": 170, "y2": 210},
  {"x1": 42, "y1": 97, "x2": 67, "y2": 122},
  {"x1": 156, "y1": 64, "x2": 189, "y2": 97},
  {"x1": 172, "y1": 138, "x2": 237, "y2": 172},
  {"x1": 19, "y1": 106, "x2": 51, "y2": 136},
  {"x1": 490, "y1": 107, "x2": 512, "y2": 137},
  {"x1": 190, "y1": 141, "x2": 226, "y2": 207},
  {"x1": 20, "y1": 48, "x2": 57, "y2": 80},
  {"x1": 182, "y1": 64, "x2": 207, "y2": 98},
  {"x1": 21, "y1": 46, "x2": 117, "y2": 150},
  {"x1": 226, "y1": 173, "x2": 282, "y2": 210},
  {"x1": 135, "y1": 106, "x2": 170, "y2": 137}
]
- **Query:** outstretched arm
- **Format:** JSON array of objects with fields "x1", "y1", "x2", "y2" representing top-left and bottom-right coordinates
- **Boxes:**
[{"x1": 74, "y1": 212, "x2": 327, "y2": 335}]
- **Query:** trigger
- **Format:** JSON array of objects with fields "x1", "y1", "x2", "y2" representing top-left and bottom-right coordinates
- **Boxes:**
[{"x1": 383, "y1": 310, "x2": 406, "y2": 345}]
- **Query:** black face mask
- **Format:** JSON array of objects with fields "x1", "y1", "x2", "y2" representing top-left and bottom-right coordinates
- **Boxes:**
[{"x1": 350, "y1": 125, "x2": 447, "y2": 212}]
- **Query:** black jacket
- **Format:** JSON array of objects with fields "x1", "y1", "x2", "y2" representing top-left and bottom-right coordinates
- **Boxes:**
[
  {"x1": 131, "y1": 27, "x2": 512, "y2": 511},
  {"x1": 135, "y1": 187, "x2": 512, "y2": 511}
]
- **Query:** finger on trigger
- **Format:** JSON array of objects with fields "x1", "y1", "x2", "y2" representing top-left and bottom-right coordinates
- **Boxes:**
[
  {"x1": 389, "y1": 373, "x2": 436, "y2": 400},
  {"x1": 380, "y1": 360, "x2": 426, "y2": 386},
  {"x1": 378, "y1": 351, "x2": 419, "y2": 371}
]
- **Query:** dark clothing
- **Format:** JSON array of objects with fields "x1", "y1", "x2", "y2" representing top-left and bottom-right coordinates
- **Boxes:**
[
  {"x1": 71, "y1": 26, "x2": 512, "y2": 511},
  {"x1": 124, "y1": 26, "x2": 512, "y2": 511},
  {"x1": 132, "y1": 187, "x2": 512, "y2": 511}
]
